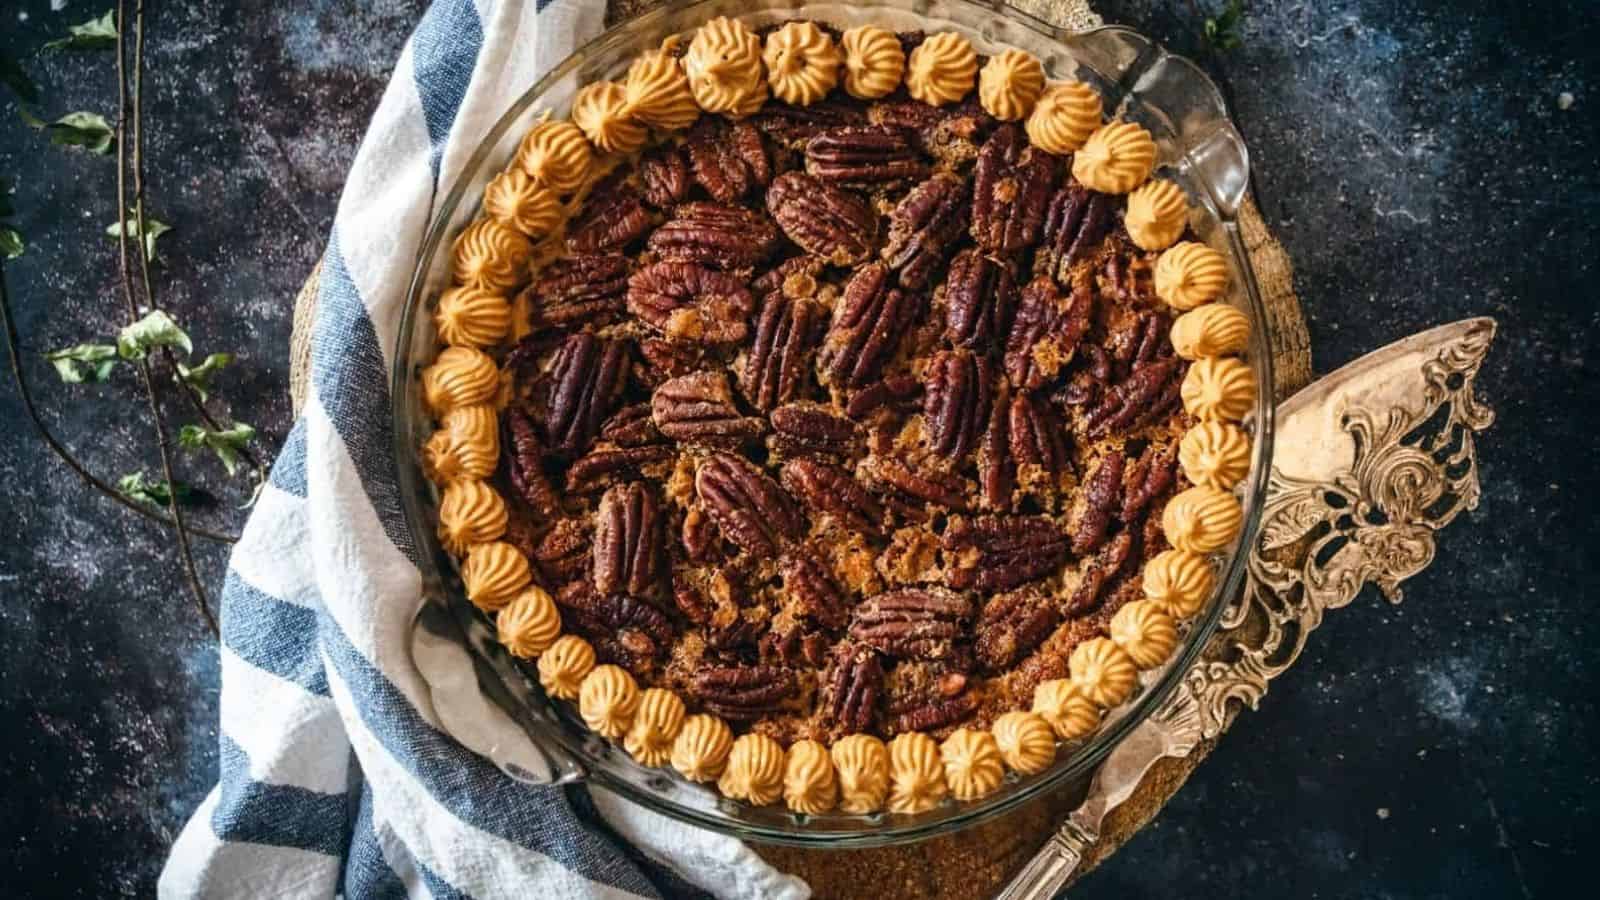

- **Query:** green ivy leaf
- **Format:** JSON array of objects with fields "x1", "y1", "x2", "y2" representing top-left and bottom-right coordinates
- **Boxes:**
[
  {"x1": 23, "y1": 109, "x2": 116, "y2": 155},
  {"x1": 45, "y1": 343, "x2": 119, "y2": 383},
  {"x1": 0, "y1": 50, "x2": 39, "y2": 104},
  {"x1": 43, "y1": 10, "x2": 118, "y2": 52},
  {"x1": 116, "y1": 309, "x2": 192, "y2": 360},
  {"x1": 1203, "y1": 0, "x2": 1247, "y2": 52},
  {"x1": 105, "y1": 212, "x2": 172, "y2": 263},
  {"x1": 175, "y1": 352, "x2": 233, "y2": 401},
  {"x1": 178, "y1": 422, "x2": 255, "y2": 477},
  {"x1": 117, "y1": 471, "x2": 200, "y2": 508},
  {"x1": 0, "y1": 227, "x2": 21, "y2": 260}
]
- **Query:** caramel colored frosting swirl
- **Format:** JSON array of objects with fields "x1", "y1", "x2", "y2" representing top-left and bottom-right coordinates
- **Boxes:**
[
  {"x1": 783, "y1": 739, "x2": 839, "y2": 815},
  {"x1": 940, "y1": 728, "x2": 1005, "y2": 802},
  {"x1": 1155, "y1": 240, "x2": 1229, "y2": 310},
  {"x1": 887, "y1": 732, "x2": 948, "y2": 814},
  {"x1": 1069, "y1": 637, "x2": 1138, "y2": 708},
  {"x1": 515, "y1": 119, "x2": 593, "y2": 195},
  {"x1": 423, "y1": 404, "x2": 499, "y2": 482},
  {"x1": 497, "y1": 585, "x2": 561, "y2": 659},
  {"x1": 905, "y1": 32, "x2": 977, "y2": 107},
  {"x1": 1071, "y1": 120, "x2": 1157, "y2": 194},
  {"x1": 1124, "y1": 178, "x2": 1188, "y2": 251},
  {"x1": 537, "y1": 635, "x2": 595, "y2": 700},
  {"x1": 460, "y1": 540, "x2": 532, "y2": 611},
  {"x1": 671, "y1": 714, "x2": 734, "y2": 783},
  {"x1": 718, "y1": 733, "x2": 785, "y2": 805},
  {"x1": 579, "y1": 664, "x2": 641, "y2": 740},
  {"x1": 840, "y1": 25, "x2": 904, "y2": 100},
  {"x1": 831, "y1": 734, "x2": 890, "y2": 814},
  {"x1": 1180, "y1": 421, "x2": 1252, "y2": 489},
  {"x1": 763, "y1": 21, "x2": 841, "y2": 107},
  {"x1": 978, "y1": 49, "x2": 1045, "y2": 122},
  {"x1": 483, "y1": 169, "x2": 562, "y2": 240},
  {"x1": 684, "y1": 16, "x2": 768, "y2": 119},
  {"x1": 1171, "y1": 302, "x2": 1250, "y2": 360},
  {"x1": 572, "y1": 81, "x2": 648, "y2": 156},
  {"x1": 1143, "y1": 549, "x2": 1216, "y2": 619},
  {"x1": 1025, "y1": 80, "x2": 1101, "y2": 155},
  {"x1": 1032, "y1": 679, "x2": 1101, "y2": 741},
  {"x1": 624, "y1": 687, "x2": 686, "y2": 767},
  {"x1": 422, "y1": 346, "x2": 498, "y2": 416},
  {"x1": 624, "y1": 39, "x2": 700, "y2": 132},
  {"x1": 1110, "y1": 599, "x2": 1180, "y2": 670},
  {"x1": 436, "y1": 478, "x2": 508, "y2": 556},
  {"x1": 991, "y1": 711, "x2": 1057, "y2": 775},
  {"x1": 435, "y1": 284, "x2": 511, "y2": 349},
  {"x1": 451, "y1": 219, "x2": 532, "y2": 293},
  {"x1": 1162, "y1": 485, "x2": 1244, "y2": 554},
  {"x1": 1181, "y1": 355, "x2": 1256, "y2": 422}
]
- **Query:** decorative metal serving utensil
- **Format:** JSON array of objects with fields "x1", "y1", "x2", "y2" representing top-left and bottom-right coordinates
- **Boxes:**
[{"x1": 997, "y1": 317, "x2": 1498, "y2": 899}]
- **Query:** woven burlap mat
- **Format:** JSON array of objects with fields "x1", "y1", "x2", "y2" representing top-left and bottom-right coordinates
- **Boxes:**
[{"x1": 285, "y1": 2, "x2": 1313, "y2": 894}]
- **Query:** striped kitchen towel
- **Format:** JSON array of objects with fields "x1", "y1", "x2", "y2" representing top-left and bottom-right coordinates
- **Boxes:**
[{"x1": 158, "y1": 1, "x2": 808, "y2": 897}]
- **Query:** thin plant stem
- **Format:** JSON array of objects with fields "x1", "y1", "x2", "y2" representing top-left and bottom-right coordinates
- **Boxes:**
[
  {"x1": 116, "y1": 0, "x2": 216, "y2": 633},
  {"x1": 0, "y1": 263, "x2": 240, "y2": 544}
]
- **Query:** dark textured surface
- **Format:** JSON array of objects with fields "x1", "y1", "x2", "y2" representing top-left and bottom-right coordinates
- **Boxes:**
[{"x1": 0, "y1": 0, "x2": 1594, "y2": 897}]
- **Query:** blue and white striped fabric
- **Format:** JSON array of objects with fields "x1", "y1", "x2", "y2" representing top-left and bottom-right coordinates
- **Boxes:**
[{"x1": 159, "y1": 2, "x2": 808, "y2": 897}]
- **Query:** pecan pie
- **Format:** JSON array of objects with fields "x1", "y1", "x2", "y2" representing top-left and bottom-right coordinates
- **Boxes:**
[{"x1": 421, "y1": 15, "x2": 1257, "y2": 815}]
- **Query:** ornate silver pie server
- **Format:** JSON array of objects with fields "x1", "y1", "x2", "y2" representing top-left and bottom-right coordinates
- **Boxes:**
[{"x1": 997, "y1": 317, "x2": 1498, "y2": 898}]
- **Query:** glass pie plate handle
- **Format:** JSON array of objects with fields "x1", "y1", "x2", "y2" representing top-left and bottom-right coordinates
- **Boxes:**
[{"x1": 391, "y1": 0, "x2": 1274, "y2": 847}]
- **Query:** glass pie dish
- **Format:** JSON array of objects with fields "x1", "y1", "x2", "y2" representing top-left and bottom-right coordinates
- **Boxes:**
[{"x1": 393, "y1": 0, "x2": 1275, "y2": 848}]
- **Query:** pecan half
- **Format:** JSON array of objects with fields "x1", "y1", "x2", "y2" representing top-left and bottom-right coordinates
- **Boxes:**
[
  {"x1": 824, "y1": 646, "x2": 882, "y2": 734},
  {"x1": 1008, "y1": 393, "x2": 1069, "y2": 483},
  {"x1": 650, "y1": 370, "x2": 766, "y2": 448},
  {"x1": 860, "y1": 455, "x2": 974, "y2": 517},
  {"x1": 1072, "y1": 450, "x2": 1124, "y2": 555},
  {"x1": 539, "y1": 333, "x2": 629, "y2": 456},
  {"x1": 1035, "y1": 183, "x2": 1115, "y2": 282},
  {"x1": 751, "y1": 255, "x2": 828, "y2": 300},
  {"x1": 780, "y1": 457, "x2": 884, "y2": 536},
  {"x1": 979, "y1": 380, "x2": 1014, "y2": 510},
  {"x1": 692, "y1": 665, "x2": 798, "y2": 721},
  {"x1": 635, "y1": 337, "x2": 708, "y2": 388},
  {"x1": 805, "y1": 125, "x2": 929, "y2": 187},
  {"x1": 849, "y1": 587, "x2": 973, "y2": 661},
  {"x1": 970, "y1": 124, "x2": 1060, "y2": 258},
  {"x1": 504, "y1": 408, "x2": 561, "y2": 518},
  {"x1": 741, "y1": 293, "x2": 826, "y2": 411},
  {"x1": 564, "y1": 444, "x2": 675, "y2": 494},
  {"x1": 530, "y1": 517, "x2": 590, "y2": 587},
  {"x1": 923, "y1": 349, "x2": 995, "y2": 461},
  {"x1": 627, "y1": 261, "x2": 756, "y2": 344},
  {"x1": 942, "y1": 248, "x2": 1017, "y2": 351},
  {"x1": 597, "y1": 402, "x2": 662, "y2": 448},
  {"x1": 751, "y1": 96, "x2": 868, "y2": 148},
  {"x1": 818, "y1": 262, "x2": 925, "y2": 389},
  {"x1": 1004, "y1": 276, "x2": 1093, "y2": 392},
  {"x1": 524, "y1": 254, "x2": 629, "y2": 333},
  {"x1": 761, "y1": 622, "x2": 832, "y2": 668},
  {"x1": 942, "y1": 515, "x2": 1069, "y2": 592},
  {"x1": 1063, "y1": 531, "x2": 1134, "y2": 616},
  {"x1": 592, "y1": 482, "x2": 666, "y2": 598},
  {"x1": 680, "y1": 505, "x2": 724, "y2": 567},
  {"x1": 645, "y1": 202, "x2": 779, "y2": 270},
  {"x1": 766, "y1": 172, "x2": 878, "y2": 266},
  {"x1": 781, "y1": 547, "x2": 852, "y2": 629},
  {"x1": 1102, "y1": 246, "x2": 1158, "y2": 307},
  {"x1": 881, "y1": 172, "x2": 970, "y2": 290},
  {"x1": 686, "y1": 118, "x2": 771, "y2": 203},
  {"x1": 695, "y1": 452, "x2": 804, "y2": 558},
  {"x1": 639, "y1": 145, "x2": 692, "y2": 209},
  {"x1": 566, "y1": 176, "x2": 652, "y2": 253},
  {"x1": 868, "y1": 97, "x2": 994, "y2": 165},
  {"x1": 769, "y1": 402, "x2": 858, "y2": 457},
  {"x1": 845, "y1": 372, "x2": 922, "y2": 420},
  {"x1": 974, "y1": 588, "x2": 1060, "y2": 672},
  {"x1": 556, "y1": 581, "x2": 675, "y2": 670},
  {"x1": 1082, "y1": 357, "x2": 1183, "y2": 438},
  {"x1": 1121, "y1": 443, "x2": 1178, "y2": 525},
  {"x1": 888, "y1": 689, "x2": 979, "y2": 735}
]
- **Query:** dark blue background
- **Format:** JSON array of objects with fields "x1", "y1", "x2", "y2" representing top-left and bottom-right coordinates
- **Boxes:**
[{"x1": 1, "y1": 1, "x2": 1594, "y2": 896}]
